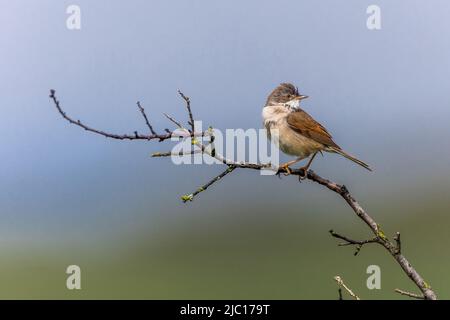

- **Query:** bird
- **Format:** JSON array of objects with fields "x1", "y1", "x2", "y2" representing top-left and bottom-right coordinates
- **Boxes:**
[{"x1": 262, "y1": 83, "x2": 371, "y2": 177}]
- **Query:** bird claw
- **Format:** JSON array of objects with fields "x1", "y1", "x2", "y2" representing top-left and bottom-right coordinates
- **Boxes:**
[
  {"x1": 298, "y1": 167, "x2": 308, "y2": 180},
  {"x1": 279, "y1": 165, "x2": 292, "y2": 176}
]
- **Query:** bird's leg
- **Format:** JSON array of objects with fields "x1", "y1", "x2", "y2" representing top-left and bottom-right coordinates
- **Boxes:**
[
  {"x1": 298, "y1": 152, "x2": 318, "y2": 180},
  {"x1": 278, "y1": 157, "x2": 304, "y2": 176}
]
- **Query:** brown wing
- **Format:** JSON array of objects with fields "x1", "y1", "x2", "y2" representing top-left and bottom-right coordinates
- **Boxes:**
[{"x1": 286, "y1": 110, "x2": 340, "y2": 149}]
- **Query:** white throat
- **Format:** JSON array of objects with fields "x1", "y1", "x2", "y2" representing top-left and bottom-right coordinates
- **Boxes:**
[{"x1": 285, "y1": 99, "x2": 301, "y2": 111}]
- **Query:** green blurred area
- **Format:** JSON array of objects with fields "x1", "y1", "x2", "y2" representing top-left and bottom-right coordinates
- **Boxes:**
[{"x1": 1, "y1": 181, "x2": 448, "y2": 300}]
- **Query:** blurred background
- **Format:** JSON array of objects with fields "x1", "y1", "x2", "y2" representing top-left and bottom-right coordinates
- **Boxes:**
[{"x1": 1, "y1": 0, "x2": 450, "y2": 299}]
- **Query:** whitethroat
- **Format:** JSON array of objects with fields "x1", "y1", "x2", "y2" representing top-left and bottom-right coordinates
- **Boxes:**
[{"x1": 262, "y1": 83, "x2": 371, "y2": 177}]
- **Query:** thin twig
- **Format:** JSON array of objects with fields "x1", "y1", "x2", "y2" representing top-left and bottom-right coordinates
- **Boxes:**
[
  {"x1": 178, "y1": 90, "x2": 195, "y2": 133},
  {"x1": 395, "y1": 288, "x2": 425, "y2": 300},
  {"x1": 181, "y1": 166, "x2": 236, "y2": 202},
  {"x1": 49, "y1": 90, "x2": 173, "y2": 141},
  {"x1": 136, "y1": 101, "x2": 157, "y2": 135},
  {"x1": 338, "y1": 287, "x2": 343, "y2": 300},
  {"x1": 151, "y1": 150, "x2": 202, "y2": 157},
  {"x1": 329, "y1": 230, "x2": 380, "y2": 256},
  {"x1": 334, "y1": 276, "x2": 360, "y2": 300},
  {"x1": 50, "y1": 90, "x2": 205, "y2": 142},
  {"x1": 163, "y1": 113, "x2": 183, "y2": 129}
]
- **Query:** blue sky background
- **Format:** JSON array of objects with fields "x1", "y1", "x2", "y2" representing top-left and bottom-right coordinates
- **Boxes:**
[{"x1": 1, "y1": 0, "x2": 450, "y2": 298}]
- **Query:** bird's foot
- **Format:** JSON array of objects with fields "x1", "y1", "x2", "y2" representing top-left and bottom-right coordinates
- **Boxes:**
[
  {"x1": 278, "y1": 164, "x2": 292, "y2": 176},
  {"x1": 298, "y1": 166, "x2": 308, "y2": 180}
]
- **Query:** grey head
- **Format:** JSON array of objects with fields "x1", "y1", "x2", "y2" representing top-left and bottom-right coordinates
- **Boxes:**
[{"x1": 265, "y1": 83, "x2": 308, "y2": 107}]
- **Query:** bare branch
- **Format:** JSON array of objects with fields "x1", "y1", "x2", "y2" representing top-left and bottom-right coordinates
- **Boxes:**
[
  {"x1": 178, "y1": 90, "x2": 195, "y2": 133},
  {"x1": 151, "y1": 150, "x2": 202, "y2": 157},
  {"x1": 394, "y1": 232, "x2": 401, "y2": 254},
  {"x1": 163, "y1": 113, "x2": 183, "y2": 129},
  {"x1": 183, "y1": 134, "x2": 438, "y2": 299},
  {"x1": 329, "y1": 230, "x2": 380, "y2": 256},
  {"x1": 338, "y1": 287, "x2": 343, "y2": 300},
  {"x1": 181, "y1": 166, "x2": 236, "y2": 202},
  {"x1": 136, "y1": 101, "x2": 157, "y2": 135},
  {"x1": 50, "y1": 90, "x2": 206, "y2": 142},
  {"x1": 308, "y1": 171, "x2": 436, "y2": 300},
  {"x1": 334, "y1": 276, "x2": 360, "y2": 300},
  {"x1": 51, "y1": 88, "x2": 438, "y2": 300},
  {"x1": 395, "y1": 288, "x2": 425, "y2": 300},
  {"x1": 49, "y1": 90, "x2": 174, "y2": 141}
]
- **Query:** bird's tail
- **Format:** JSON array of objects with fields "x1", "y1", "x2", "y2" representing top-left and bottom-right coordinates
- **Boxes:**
[{"x1": 328, "y1": 147, "x2": 372, "y2": 172}]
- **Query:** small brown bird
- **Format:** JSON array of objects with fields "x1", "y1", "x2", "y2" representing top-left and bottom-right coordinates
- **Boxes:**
[{"x1": 262, "y1": 83, "x2": 371, "y2": 177}]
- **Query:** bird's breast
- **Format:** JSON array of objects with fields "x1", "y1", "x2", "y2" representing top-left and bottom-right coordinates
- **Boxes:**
[{"x1": 262, "y1": 106, "x2": 323, "y2": 158}]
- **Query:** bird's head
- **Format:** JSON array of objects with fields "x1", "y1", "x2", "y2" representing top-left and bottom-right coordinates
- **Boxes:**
[{"x1": 265, "y1": 83, "x2": 308, "y2": 110}]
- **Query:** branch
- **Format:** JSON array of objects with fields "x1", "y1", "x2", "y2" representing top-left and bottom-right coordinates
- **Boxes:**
[
  {"x1": 151, "y1": 150, "x2": 202, "y2": 157},
  {"x1": 334, "y1": 276, "x2": 360, "y2": 300},
  {"x1": 49, "y1": 90, "x2": 203, "y2": 142},
  {"x1": 178, "y1": 90, "x2": 195, "y2": 133},
  {"x1": 163, "y1": 113, "x2": 183, "y2": 129},
  {"x1": 394, "y1": 231, "x2": 401, "y2": 254},
  {"x1": 329, "y1": 230, "x2": 379, "y2": 256},
  {"x1": 318, "y1": 177, "x2": 436, "y2": 300},
  {"x1": 338, "y1": 287, "x2": 343, "y2": 300},
  {"x1": 394, "y1": 288, "x2": 425, "y2": 300},
  {"x1": 136, "y1": 101, "x2": 157, "y2": 135},
  {"x1": 181, "y1": 165, "x2": 236, "y2": 202},
  {"x1": 51, "y1": 89, "x2": 438, "y2": 300}
]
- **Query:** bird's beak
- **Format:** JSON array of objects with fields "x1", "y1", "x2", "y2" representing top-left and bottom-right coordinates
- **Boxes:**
[{"x1": 299, "y1": 95, "x2": 309, "y2": 100}]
